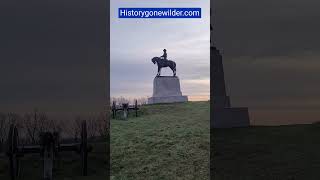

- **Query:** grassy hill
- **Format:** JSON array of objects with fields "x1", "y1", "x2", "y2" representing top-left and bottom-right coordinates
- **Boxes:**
[
  {"x1": 111, "y1": 101, "x2": 210, "y2": 180},
  {"x1": 212, "y1": 123, "x2": 320, "y2": 180}
]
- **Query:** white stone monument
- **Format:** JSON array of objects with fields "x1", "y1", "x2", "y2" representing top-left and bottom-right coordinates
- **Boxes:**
[{"x1": 148, "y1": 76, "x2": 188, "y2": 104}]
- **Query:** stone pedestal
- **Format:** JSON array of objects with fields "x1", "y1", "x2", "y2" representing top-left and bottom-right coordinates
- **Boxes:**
[{"x1": 148, "y1": 76, "x2": 188, "y2": 104}]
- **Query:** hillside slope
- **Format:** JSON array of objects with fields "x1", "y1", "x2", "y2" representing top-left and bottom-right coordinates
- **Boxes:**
[{"x1": 111, "y1": 101, "x2": 210, "y2": 180}]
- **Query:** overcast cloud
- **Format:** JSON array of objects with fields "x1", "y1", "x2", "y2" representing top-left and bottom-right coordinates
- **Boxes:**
[
  {"x1": 213, "y1": 0, "x2": 320, "y2": 124},
  {"x1": 0, "y1": 0, "x2": 107, "y2": 118},
  {"x1": 110, "y1": 0, "x2": 210, "y2": 100}
]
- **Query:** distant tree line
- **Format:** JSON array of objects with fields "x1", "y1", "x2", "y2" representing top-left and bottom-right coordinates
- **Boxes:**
[
  {"x1": 0, "y1": 109, "x2": 109, "y2": 152},
  {"x1": 111, "y1": 96, "x2": 148, "y2": 106}
]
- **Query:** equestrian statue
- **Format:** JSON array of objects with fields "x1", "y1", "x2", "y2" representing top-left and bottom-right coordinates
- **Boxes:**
[{"x1": 151, "y1": 49, "x2": 177, "y2": 76}]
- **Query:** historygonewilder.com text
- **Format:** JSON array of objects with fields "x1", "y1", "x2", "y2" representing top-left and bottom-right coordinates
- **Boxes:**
[{"x1": 118, "y1": 8, "x2": 201, "y2": 18}]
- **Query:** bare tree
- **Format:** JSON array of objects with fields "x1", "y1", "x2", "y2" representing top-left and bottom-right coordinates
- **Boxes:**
[
  {"x1": 111, "y1": 96, "x2": 148, "y2": 106},
  {"x1": 70, "y1": 116, "x2": 82, "y2": 141},
  {"x1": 38, "y1": 112, "x2": 49, "y2": 133},
  {"x1": 137, "y1": 97, "x2": 147, "y2": 105},
  {"x1": 87, "y1": 115, "x2": 98, "y2": 140},
  {"x1": 23, "y1": 109, "x2": 40, "y2": 144},
  {"x1": 97, "y1": 112, "x2": 109, "y2": 139},
  {"x1": 48, "y1": 119, "x2": 62, "y2": 134},
  {"x1": 7, "y1": 112, "x2": 20, "y2": 126},
  {"x1": 112, "y1": 96, "x2": 130, "y2": 106}
]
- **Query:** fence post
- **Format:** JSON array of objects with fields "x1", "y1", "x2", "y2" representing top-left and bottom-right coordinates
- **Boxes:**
[
  {"x1": 112, "y1": 101, "x2": 116, "y2": 119},
  {"x1": 135, "y1": 100, "x2": 138, "y2": 117}
]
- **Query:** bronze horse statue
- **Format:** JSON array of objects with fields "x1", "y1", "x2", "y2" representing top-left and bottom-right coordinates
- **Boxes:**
[{"x1": 151, "y1": 57, "x2": 176, "y2": 76}]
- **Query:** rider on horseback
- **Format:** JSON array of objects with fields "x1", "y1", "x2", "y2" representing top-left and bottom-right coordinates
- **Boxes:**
[
  {"x1": 160, "y1": 49, "x2": 167, "y2": 61},
  {"x1": 151, "y1": 49, "x2": 176, "y2": 76}
]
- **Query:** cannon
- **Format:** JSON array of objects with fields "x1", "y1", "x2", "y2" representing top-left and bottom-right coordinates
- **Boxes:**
[
  {"x1": 6, "y1": 120, "x2": 92, "y2": 180},
  {"x1": 111, "y1": 100, "x2": 139, "y2": 119}
]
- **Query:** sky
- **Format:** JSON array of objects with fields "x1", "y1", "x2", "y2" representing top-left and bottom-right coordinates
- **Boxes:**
[
  {"x1": 110, "y1": 0, "x2": 210, "y2": 101},
  {"x1": 0, "y1": 0, "x2": 107, "y2": 119},
  {"x1": 1, "y1": 0, "x2": 320, "y2": 125},
  {"x1": 213, "y1": 0, "x2": 320, "y2": 125}
]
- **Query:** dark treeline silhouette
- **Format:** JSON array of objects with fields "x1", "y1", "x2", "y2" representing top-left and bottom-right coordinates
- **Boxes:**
[
  {"x1": 0, "y1": 109, "x2": 109, "y2": 152},
  {"x1": 111, "y1": 96, "x2": 147, "y2": 106}
]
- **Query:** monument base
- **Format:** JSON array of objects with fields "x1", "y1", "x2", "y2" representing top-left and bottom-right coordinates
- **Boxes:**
[
  {"x1": 148, "y1": 96, "x2": 188, "y2": 104},
  {"x1": 212, "y1": 107, "x2": 250, "y2": 128},
  {"x1": 148, "y1": 76, "x2": 188, "y2": 104}
]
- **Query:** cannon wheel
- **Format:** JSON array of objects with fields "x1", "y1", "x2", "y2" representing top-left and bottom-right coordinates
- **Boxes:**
[
  {"x1": 81, "y1": 121, "x2": 88, "y2": 176},
  {"x1": 7, "y1": 125, "x2": 20, "y2": 180}
]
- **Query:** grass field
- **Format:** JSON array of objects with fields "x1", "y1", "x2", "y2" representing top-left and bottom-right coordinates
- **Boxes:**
[
  {"x1": 0, "y1": 141, "x2": 108, "y2": 180},
  {"x1": 212, "y1": 123, "x2": 320, "y2": 180},
  {"x1": 111, "y1": 101, "x2": 210, "y2": 180}
]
